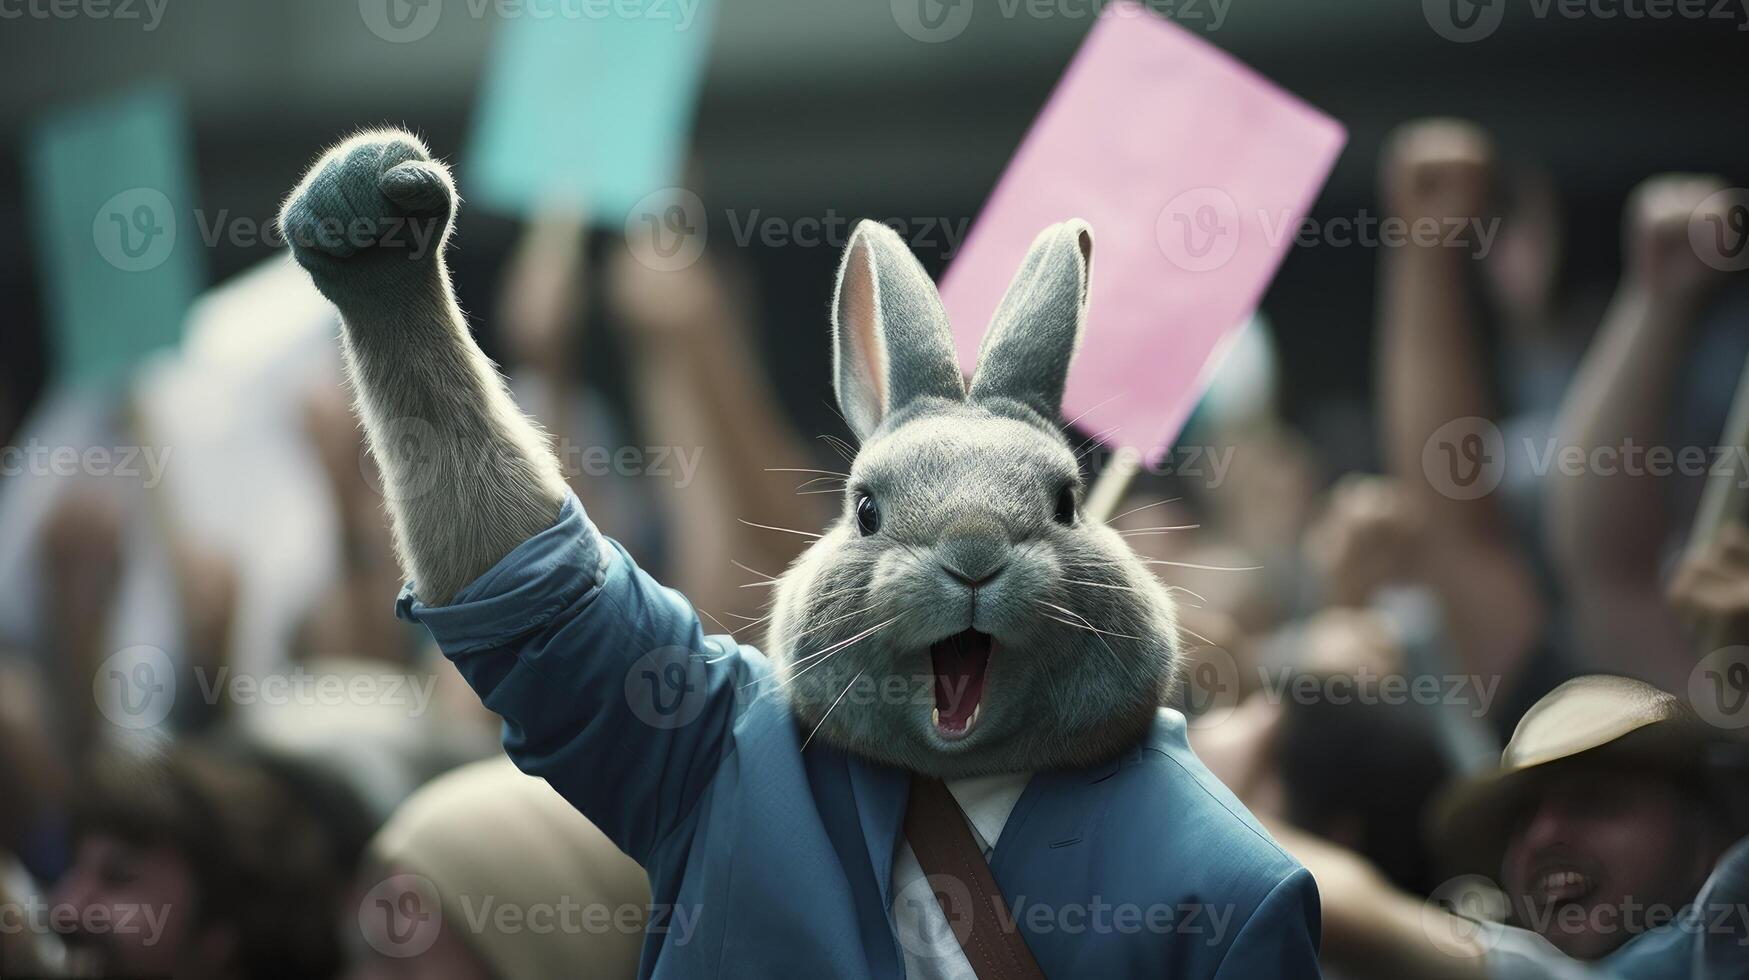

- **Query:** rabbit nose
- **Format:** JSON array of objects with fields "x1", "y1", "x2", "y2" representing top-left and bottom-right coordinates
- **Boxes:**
[
  {"x1": 943, "y1": 562, "x2": 1007, "y2": 589},
  {"x1": 938, "y1": 535, "x2": 1009, "y2": 589}
]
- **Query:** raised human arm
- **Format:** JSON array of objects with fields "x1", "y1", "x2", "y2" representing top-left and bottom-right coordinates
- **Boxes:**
[
  {"x1": 1377, "y1": 120, "x2": 1542, "y2": 684},
  {"x1": 1545, "y1": 175, "x2": 1732, "y2": 685}
]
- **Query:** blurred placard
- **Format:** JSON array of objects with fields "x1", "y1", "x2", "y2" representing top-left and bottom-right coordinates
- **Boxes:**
[
  {"x1": 464, "y1": 0, "x2": 716, "y2": 221},
  {"x1": 940, "y1": 1, "x2": 1345, "y2": 464},
  {"x1": 27, "y1": 84, "x2": 202, "y2": 386}
]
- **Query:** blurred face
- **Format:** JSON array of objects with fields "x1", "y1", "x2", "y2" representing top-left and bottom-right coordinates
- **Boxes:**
[
  {"x1": 1500, "y1": 768, "x2": 1718, "y2": 960},
  {"x1": 48, "y1": 834, "x2": 220, "y2": 979}
]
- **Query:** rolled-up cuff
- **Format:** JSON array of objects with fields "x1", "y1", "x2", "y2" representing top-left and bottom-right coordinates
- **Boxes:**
[{"x1": 395, "y1": 494, "x2": 610, "y2": 654}]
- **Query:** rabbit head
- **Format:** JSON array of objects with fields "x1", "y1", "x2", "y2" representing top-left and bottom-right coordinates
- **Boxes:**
[{"x1": 767, "y1": 219, "x2": 1180, "y2": 779}]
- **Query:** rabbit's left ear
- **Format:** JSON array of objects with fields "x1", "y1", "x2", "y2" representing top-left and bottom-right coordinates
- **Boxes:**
[
  {"x1": 968, "y1": 220, "x2": 1093, "y2": 421},
  {"x1": 832, "y1": 220, "x2": 966, "y2": 441}
]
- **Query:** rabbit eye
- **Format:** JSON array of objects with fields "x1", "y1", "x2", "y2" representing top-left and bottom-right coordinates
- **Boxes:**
[
  {"x1": 855, "y1": 493, "x2": 881, "y2": 536},
  {"x1": 1054, "y1": 485, "x2": 1076, "y2": 526}
]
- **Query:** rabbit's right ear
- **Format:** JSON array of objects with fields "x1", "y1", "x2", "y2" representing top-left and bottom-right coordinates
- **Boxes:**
[
  {"x1": 832, "y1": 221, "x2": 966, "y2": 442},
  {"x1": 968, "y1": 220, "x2": 1093, "y2": 423}
]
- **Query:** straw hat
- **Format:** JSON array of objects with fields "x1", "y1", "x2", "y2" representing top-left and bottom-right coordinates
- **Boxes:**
[{"x1": 1431, "y1": 675, "x2": 1744, "y2": 877}]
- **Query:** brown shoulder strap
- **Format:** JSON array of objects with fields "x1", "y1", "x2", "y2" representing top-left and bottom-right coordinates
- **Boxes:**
[{"x1": 903, "y1": 774, "x2": 1048, "y2": 980}]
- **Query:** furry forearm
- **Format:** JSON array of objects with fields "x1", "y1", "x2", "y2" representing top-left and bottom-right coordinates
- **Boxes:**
[{"x1": 335, "y1": 278, "x2": 568, "y2": 606}]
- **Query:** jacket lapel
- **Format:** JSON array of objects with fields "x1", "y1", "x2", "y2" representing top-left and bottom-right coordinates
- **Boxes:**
[
  {"x1": 989, "y1": 752, "x2": 1124, "y2": 880},
  {"x1": 846, "y1": 754, "x2": 910, "y2": 910}
]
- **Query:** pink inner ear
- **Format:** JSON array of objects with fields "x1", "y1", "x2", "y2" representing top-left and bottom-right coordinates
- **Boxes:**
[{"x1": 843, "y1": 241, "x2": 887, "y2": 417}]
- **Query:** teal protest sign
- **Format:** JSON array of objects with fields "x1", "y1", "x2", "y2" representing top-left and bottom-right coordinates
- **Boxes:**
[{"x1": 27, "y1": 84, "x2": 202, "y2": 385}]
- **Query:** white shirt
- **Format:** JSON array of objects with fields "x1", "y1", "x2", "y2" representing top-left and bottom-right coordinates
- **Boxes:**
[{"x1": 891, "y1": 772, "x2": 1032, "y2": 979}]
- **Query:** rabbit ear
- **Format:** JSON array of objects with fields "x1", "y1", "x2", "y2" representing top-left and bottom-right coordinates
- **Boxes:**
[
  {"x1": 968, "y1": 220, "x2": 1093, "y2": 421},
  {"x1": 831, "y1": 220, "x2": 965, "y2": 441}
]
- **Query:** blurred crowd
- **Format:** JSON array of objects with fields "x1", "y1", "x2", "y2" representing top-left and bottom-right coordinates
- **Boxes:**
[{"x1": 2, "y1": 110, "x2": 1748, "y2": 979}]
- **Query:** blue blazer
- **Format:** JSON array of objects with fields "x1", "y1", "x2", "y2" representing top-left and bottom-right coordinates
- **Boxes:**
[{"x1": 401, "y1": 496, "x2": 1322, "y2": 979}]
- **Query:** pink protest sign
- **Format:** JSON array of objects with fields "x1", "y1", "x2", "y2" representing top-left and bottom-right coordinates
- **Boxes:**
[{"x1": 939, "y1": 1, "x2": 1346, "y2": 463}]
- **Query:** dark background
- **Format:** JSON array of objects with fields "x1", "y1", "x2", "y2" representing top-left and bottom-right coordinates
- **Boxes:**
[{"x1": 2, "y1": 0, "x2": 1745, "y2": 456}]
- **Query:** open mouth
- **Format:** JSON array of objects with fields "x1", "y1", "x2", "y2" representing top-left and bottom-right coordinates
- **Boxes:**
[
  {"x1": 931, "y1": 629, "x2": 994, "y2": 740},
  {"x1": 1532, "y1": 868, "x2": 1595, "y2": 906}
]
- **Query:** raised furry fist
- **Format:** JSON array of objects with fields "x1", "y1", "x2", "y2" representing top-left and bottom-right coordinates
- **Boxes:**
[{"x1": 278, "y1": 129, "x2": 456, "y2": 301}]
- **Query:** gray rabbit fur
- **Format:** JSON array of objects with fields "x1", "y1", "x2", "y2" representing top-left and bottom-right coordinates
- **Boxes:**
[{"x1": 280, "y1": 129, "x2": 1181, "y2": 780}]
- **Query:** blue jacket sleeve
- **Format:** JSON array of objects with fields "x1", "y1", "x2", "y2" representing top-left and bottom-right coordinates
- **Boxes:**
[
  {"x1": 1211, "y1": 867, "x2": 1324, "y2": 980},
  {"x1": 396, "y1": 494, "x2": 765, "y2": 863}
]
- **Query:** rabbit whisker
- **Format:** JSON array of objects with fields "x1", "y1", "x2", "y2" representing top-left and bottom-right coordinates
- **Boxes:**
[
  {"x1": 801, "y1": 669, "x2": 865, "y2": 753},
  {"x1": 818, "y1": 434, "x2": 858, "y2": 463},
  {"x1": 739, "y1": 519, "x2": 823, "y2": 540},
  {"x1": 1106, "y1": 496, "x2": 1183, "y2": 525},
  {"x1": 1140, "y1": 559, "x2": 1262, "y2": 573},
  {"x1": 732, "y1": 559, "x2": 776, "y2": 578},
  {"x1": 1072, "y1": 425, "x2": 1120, "y2": 459},
  {"x1": 1177, "y1": 624, "x2": 1222, "y2": 648},
  {"x1": 772, "y1": 614, "x2": 902, "y2": 691},
  {"x1": 1166, "y1": 585, "x2": 1209, "y2": 604},
  {"x1": 697, "y1": 607, "x2": 737, "y2": 636},
  {"x1": 1061, "y1": 392, "x2": 1124, "y2": 432},
  {"x1": 767, "y1": 467, "x2": 849, "y2": 477},
  {"x1": 1032, "y1": 600, "x2": 1144, "y2": 642},
  {"x1": 1031, "y1": 607, "x2": 1129, "y2": 678},
  {"x1": 1117, "y1": 524, "x2": 1201, "y2": 536},
  {"x1": 781, "y1": 605, "x2": 880, "y2": 658},
  {"x1": 1062, "y1": 578, "x2": 1139, "y2": 594}
]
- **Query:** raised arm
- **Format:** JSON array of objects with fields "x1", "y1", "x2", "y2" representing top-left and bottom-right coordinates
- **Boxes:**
[
  {"x1": 1545, "y1": 175, "x2": 1731, "y2": 686},
  {"x1": 278, "y1": 130, "x2": 569, "y2": 606},
  {"x1": 278, "y1": 131, "x2": 755, "y2": 862},
  {"x1": 1377, "y1": 120, "x2": 1543, "y2": 685}
]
